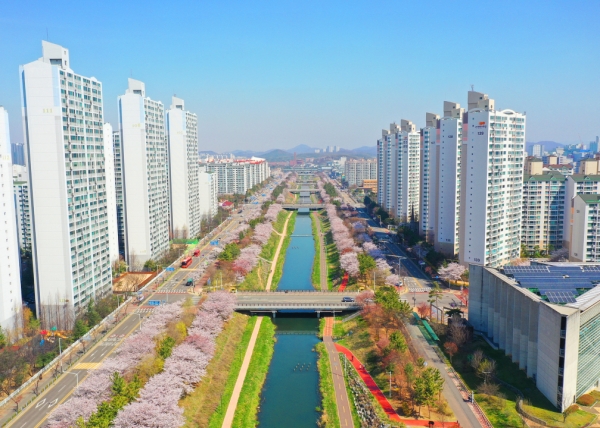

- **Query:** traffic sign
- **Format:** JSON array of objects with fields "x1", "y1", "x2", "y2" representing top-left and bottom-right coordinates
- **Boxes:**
[
  {"x1": 148, "y1": 300, "x2": 161, "y2": 306},
  {"x1": 166, "y1": 267, "x2": 175, "y2": 272}
]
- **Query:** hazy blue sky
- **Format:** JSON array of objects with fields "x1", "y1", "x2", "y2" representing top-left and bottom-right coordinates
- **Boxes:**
[{"x1": 1, "y1": 0, "x2": 598, "y2": 152}]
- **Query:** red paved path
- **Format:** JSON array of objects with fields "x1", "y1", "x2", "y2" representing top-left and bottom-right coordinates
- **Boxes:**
[
  {"x1": 338, "y1": 272, "x2": 349, "y2": 292},
  {"x1": 335, "y1": 344, "x2": 459, "y2": 428}
]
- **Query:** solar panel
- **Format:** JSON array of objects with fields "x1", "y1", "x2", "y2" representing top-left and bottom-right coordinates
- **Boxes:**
[{"x1": 544, "y1": 290, "x2": 577, "y2": 304}]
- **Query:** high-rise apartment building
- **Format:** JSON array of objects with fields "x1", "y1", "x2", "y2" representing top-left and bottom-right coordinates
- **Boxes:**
[
  {"x1": 531, "y1": 143, "x2": 543, "y2": 157},
  {"x1": 420, "y1": 113, "x2": 439, "y2": 243},
  {"x1": 570, "y1": 195, "x2": 600, "y2": 262},
  {"x1": 20, "y1": 42, "x2": 112, "y2": 323},
  {"x1": 112, "y1": 130, "x2": 125, "y2": 254},
  {"x1": 376, "y1": 120, "x2": 420, "y2": 223},
  {"x1": 344, "y1": 159, "x2": 377, "y2": 187},
  {"x1": 198, "y1": 166, "x2": 218, "y2": 220},
  {"x1": 11, "y1": 142, "x2": 25, "y2": 166},
  {"x1": 521, "y1": 172, "x2": 566, "y2": 255},
  {"x1": 118, "y1": 79, "x2": 170, "y2": 268},
  {"x1": 207, "y1": 158, "x2": 270, "y2": 195},
  {"x1": 167, "y1": 97, "x2": 199, "y2": 239},
  {"x1": 459, "y1": 91, "x2": 526, "y2": 267},
  {"x1": 433, "y1": 102, "x2": 465, "y2": 257},
  {"x1": 563, "y1": 175, "x2": 600, "y2": 251},
  {"x1": 0, "y1": 107, "x2": 23, "y2": 332},
  {"x1": 12, "y1": 165, "x2": 31, "y2": 253},
  {"x1": 589, "y1": 137, "x2": 598, "y2": 154},
  {"x1": 102, "y1": 123, "x2": 120, "y2": 267}
]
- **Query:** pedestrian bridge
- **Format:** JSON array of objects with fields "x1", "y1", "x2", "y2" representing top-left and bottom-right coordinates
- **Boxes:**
[
  {"x1": 235, "y1": 291, "x2": 361, "y2": 315},
  {"x1": 288, "y1": 189, "x2": 318, "y2": 194}
]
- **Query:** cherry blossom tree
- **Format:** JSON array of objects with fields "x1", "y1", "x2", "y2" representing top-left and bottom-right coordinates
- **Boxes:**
[
  {"x1": 340, "y1": 252, "x2": 360, "y2": 277},
  {"x1": 385, "y1": 274, "x2": 401, "y2": 286},
  {"x1": 438, "y1": 263, "x2": 466, "y2": 282}
]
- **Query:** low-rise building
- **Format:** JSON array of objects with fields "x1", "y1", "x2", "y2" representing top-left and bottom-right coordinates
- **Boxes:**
[{"x1": 470, "y1": 262, "x2": 600, "y2": 411}]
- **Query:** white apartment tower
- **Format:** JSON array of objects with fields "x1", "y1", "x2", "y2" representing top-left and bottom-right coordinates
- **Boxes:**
[
  {"x1": 118, "y1": 79, "x2": 170, "y2": 268},
  {"x1": 563, "y1": 175, "x2": 600, "y2": 251},
  {"x1": 435, "y1": 102, "x2": 464, "y2": 257},
  {"x1": 0, "y1": 107, "x2": 22, "y2": 332},
  {"x1": 344, "y1": 159, "x2": 377, "y2": 187},
  {"x1": 20, "y1": 42, "x2": 113, "y2": 323},
  {"x1": 13, "y1": 165, "x2": 31, "y2": 253},
  {"x1": 166, "y1": 96, "x2": 199, "y2": 240},
  {"x1": 198, "y1": 166, "x2": 218, "y2": 220},
  {"x1": 459, "y1": 91, "x2": 526, "y2": 267},
  {"x1": 376, "y1": 120, "x2": 420, "y2": 223},
  {"x1": 420, "y1": 113, "x2": 439, "y2": 243},
  {"x1": 102, "y1": 123, "x2": 120, "y2": 267},
  {"x1": 570, "y1": 194, "x2": 600, "y2": 262},
  {"x1": 112, "y1": 130, "x2": 125, "y2": 254}
]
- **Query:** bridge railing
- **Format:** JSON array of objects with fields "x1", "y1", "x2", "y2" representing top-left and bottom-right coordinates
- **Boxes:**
[
  {"x1": 237, "y1": 290, "x2": 358, "y2": 294},
  {"x1": 236, "y1": 303, "x2": 362, "y2": 308}
]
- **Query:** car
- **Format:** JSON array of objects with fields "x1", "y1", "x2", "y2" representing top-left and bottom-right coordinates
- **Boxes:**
[{"x1": 341, "y1": 296, "x2": 355, "y2": 302}]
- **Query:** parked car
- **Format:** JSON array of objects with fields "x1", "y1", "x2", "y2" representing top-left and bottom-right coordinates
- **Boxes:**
[{"x1": 342, "y1": 296, "x2": 355, "y2": 302}]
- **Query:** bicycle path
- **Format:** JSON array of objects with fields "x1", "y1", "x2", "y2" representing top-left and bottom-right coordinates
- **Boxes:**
[{"x1": 323, "y1": 318, "x2": 353, "y2": 428}]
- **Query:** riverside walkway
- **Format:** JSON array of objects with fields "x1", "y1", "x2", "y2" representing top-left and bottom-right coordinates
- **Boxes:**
[{"x1": 323, "y1": 318, "x2": 353, "y2": 428}]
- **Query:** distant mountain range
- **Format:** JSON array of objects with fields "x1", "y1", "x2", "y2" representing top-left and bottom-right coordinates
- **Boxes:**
[{"x1": 223, "y1": 144, "x2": 377, "y2": 160}]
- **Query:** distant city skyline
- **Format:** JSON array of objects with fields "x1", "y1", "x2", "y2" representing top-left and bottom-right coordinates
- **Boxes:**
[{"x1": 0, "y1": 1, "x2": 598, "y2": 152}]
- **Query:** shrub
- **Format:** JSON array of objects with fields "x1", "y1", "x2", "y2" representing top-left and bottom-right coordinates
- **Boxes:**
[{"x1": 577, "y1": 394, "x2": 595, "y2": 406}]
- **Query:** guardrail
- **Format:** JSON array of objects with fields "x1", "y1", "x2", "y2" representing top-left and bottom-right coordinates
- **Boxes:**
[
  {"x1": 0, "y1": 217, "x2": 236, "y2": 415},
  {"x1": 236, "y1": 303, "x2": 362, "y2": 308}
]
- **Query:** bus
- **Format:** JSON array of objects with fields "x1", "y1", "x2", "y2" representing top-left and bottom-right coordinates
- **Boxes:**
[{"x1": 181, "y1": 257, "x2": 193, "y2": 268}]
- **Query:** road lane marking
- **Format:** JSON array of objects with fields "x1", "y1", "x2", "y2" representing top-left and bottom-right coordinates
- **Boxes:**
[
  {"x1": 35, "y1": 399, "x2": 46, "y2": 408},
  {"x1": 48, "y1": 399, "x2": 58, "y2": 408},
  {"x1": 57, "y1": 385, "x2": 65, "y2": 393}
]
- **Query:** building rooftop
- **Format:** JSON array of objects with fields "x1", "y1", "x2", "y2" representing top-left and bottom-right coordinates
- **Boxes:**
[
  {"x1": 570, "y1": 174, "x2": 600, "y2": 182},
  {"x1": 523, "y1": 172, "x2": 566, "y2": 182},
  {"x1": 577, "y1": 194, "x2": 600, "y2": 204},
  {"x1": 502, "y1": 263, "x2": 600, "y2": 305}
]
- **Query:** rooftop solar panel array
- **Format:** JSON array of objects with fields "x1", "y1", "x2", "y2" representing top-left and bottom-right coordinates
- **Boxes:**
[{"x1": 501, "y1": 264, "x2": 600, "y2": 304}]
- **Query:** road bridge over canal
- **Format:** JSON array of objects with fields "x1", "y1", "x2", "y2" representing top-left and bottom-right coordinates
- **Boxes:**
[
  {"x1": 235, "y1": 291, "x2": 361, "y2": 316},
  {"x1": 282, "y1": 203, "x2": 325, "y2": 210}
]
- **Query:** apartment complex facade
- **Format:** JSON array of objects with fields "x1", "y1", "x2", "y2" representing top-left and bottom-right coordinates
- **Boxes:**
[
  {"x1": 521, "y1": 173, "x2": 566, "y2": 254},
  {"x1": 376, "y1": 121, "x2": 420, "y2": 223},
  {"x1": 20, "y1": 42, "x2": 113, "y2": 323},
  {"x1": 420, "y1": 113, "x2": 439, "y2": 243},
  {"x1": 112, "y1": 130, "x2": 125, "y2": 255},
  {"x1": 12, "y1": 164, "x2": 31, "y2": 253},
  {"x1": 198, "y1": 167, "x2": 218, "y2": 220},
  {"x1": 0, "y1": 107, "x2": 23, "y2": 332},
  {"x1": 435, "y1": 102, "x2": 464, "y2": 257},
  {"x1": 118, "y1": 79, "x2": 170, "y2": 267},
  {"x1": 459, "y1": 91, "x2": 526, "y2": 267},
  {"x1": 570, "y1": 195, "x2": 600, "y2": 262},
  {"x1": 166, "y1": 97, "x2": 200, "y2": 239},
  {"x1": 344, "y1": 159, "x2": 377, "y2": 187},
  {"x1": 102, "y1": 123, "x2": 120, "y2": 267},
  {"x1": 206, "y1": 158, "x2": 270, "y2": 195},
  {"x1": 563, "y1": 175, "x2": 600, "y2": 251}
]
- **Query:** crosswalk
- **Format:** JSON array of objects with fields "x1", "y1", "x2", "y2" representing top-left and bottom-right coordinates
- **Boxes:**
[
  {"x1": 72, "y1": 362, "x2": 102, "y2": 370},
  {"x1": 407, "y1": 287, "x2": 431, "y2": 292},
  {"x1": 134, "y1": 308, "x2": 155, "y2": 314},
  {"x1": 155, "y1": 290, "x2": 188, "y2": 294}
]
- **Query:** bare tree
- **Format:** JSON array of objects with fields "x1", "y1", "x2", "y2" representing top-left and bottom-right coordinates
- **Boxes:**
[{"x1": 449, "y1": 314, "x2": 468, "y2": 347}]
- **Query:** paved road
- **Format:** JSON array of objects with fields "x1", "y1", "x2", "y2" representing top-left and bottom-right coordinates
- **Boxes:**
[
  {"x1": 323, "y1": 318, "x2": 353, "y2": 428},
  {"x1": 5, "y1": 185, "x2": 274, "y2": 428}
]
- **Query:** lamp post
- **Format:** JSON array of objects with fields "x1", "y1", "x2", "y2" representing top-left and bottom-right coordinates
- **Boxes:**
[{"x1": 388, "y1": 371, "x2": 392, "y2": 398}]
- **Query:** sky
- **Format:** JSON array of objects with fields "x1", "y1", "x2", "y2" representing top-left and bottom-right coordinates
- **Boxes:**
[{"x1": 1, "y1": 0, "x2": 599, "y2": 152}]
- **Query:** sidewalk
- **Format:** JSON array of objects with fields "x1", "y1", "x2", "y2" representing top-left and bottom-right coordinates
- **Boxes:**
[
  {"x1": 335, "y1": 344, "x2": 460, "y2": 428},
  {"x1": 323, "y1": 318, "x2": 352, "y2": 428}
]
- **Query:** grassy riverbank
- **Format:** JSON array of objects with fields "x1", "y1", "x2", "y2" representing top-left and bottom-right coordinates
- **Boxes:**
[
  {"x1": 180, "y1": 313, "x2": 254, "y2": 427},
  {"x1": 271, "y1": 212, "x2": 297, "y2": 289},
  {"x1": 320, "y1": 215, "x2": 341, "y2": 290},
  {"x1": 311, "y1": 212, "x2": 321, "y2": 288},
  {"x1": 232, "y1": 317, "x2": 276, "y2": 428},
  {"x1": 316, "y1": 343, "x2": 340, "y2": 428}
]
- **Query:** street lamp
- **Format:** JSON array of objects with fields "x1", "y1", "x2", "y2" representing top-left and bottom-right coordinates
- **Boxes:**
[{"x1": 388, "y1": 371, "x2": 392, "y2": 398}]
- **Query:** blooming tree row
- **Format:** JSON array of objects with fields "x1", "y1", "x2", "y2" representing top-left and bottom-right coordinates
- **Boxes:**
[
  {"x1": 47, "y1": 302, "x2": 184, "y2": 427},
  {"x1": 112, "y1": 291, "x2": 237, "y2": 427}
]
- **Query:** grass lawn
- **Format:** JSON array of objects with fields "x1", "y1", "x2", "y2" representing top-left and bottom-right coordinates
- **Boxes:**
[
  {"x1": 319, "y1": 215, "x2": 341, "y2": 291},
  {"x1": 311, "y1": 212, "x2": 321, "y2": 288},
  {"x1": 442, "y1": 335, "x2": 596, "y2": 427},
  {"x1": 316, "y1": 343, "x2": 340, "y2": 428},
  {"x1": 271, "y1": 212, "x2": 296, "y2": 289},
  {"x1": 180, "y1": 313, "x2": 253, "y2": 427},
  {"x1": 272, "y1": 210, "x2": 288, "y2": 234},
  {"x1": 232, "y1": 317, "x2": 276, "y2": 428}
]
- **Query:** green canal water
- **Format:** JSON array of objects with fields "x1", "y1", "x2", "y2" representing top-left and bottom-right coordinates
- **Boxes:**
[{"x1": 257, "y1": 213, "x2": 322, "y2": 427}]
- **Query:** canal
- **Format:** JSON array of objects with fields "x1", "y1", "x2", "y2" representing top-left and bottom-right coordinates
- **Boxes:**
[{"x1": 257, "y1": 213, "x2": 322, "y2": 427}]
